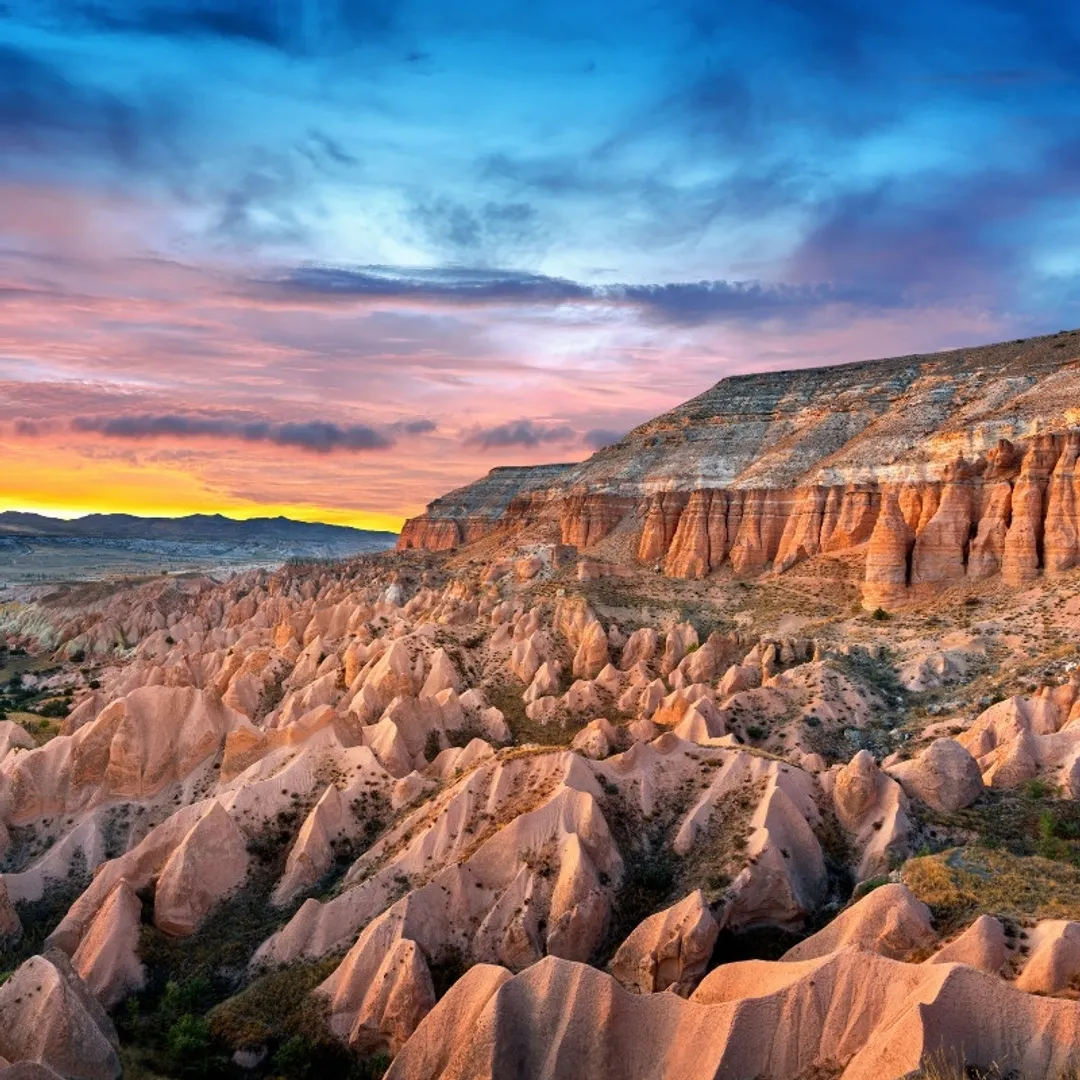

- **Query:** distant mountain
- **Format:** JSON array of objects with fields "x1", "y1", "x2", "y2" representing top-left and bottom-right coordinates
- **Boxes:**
[{"x1": 0, "y1": 511, "x2": 397, "y2": 546}]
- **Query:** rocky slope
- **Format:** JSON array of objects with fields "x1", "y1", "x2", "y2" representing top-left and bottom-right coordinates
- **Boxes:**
[
  {"x1": 3, "y1": 531, "x2": 1080, "y2": 1078},
  {"x1": 397, "y1": 466, "x2": 575, "y2": 552},
  {"x1": 400, "y1": 329, "x2": 1080, "y2": 608}
]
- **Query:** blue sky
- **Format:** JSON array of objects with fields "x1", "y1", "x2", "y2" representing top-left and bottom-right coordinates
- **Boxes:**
[{"x1": 2, "y1": 0, "x2": 1080, "y2": 525}]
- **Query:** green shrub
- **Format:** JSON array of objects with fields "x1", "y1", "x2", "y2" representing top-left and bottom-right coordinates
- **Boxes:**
[
  {"x1": 160, "y1": 977, "x2": 213, "y2": 1026},
  {"x1": 208, "y1": 960, "x2": 338, "y2": 1051},
  {"x1": 166, "y1": 1014, "x2": 212, "y2": 1065},
  {"x1": 35, "y1": 698, "x2": 70, "y2": 718},
  {"x1": 1025, "y1": 778, "x2": 1051, "y2": 800},
  {"x1": 852, "y1": 875, "x2": 890, "y2": 901}
]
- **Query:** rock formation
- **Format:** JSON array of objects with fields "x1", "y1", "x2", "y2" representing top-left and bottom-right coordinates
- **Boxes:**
[{"x1": 395, "y1": 332, "x2": 1080, "y2": 605}]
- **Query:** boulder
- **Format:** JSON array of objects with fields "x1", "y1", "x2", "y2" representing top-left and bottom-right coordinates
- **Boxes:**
[
  {"x1": 420, "y1": 649, "x2": 460, "y2": 698},
  {"x1": 0, "y1": 952, "x2": 120, "y2": 1080},
  {"x1": 781, "y1": 884, "x2": 935, "y2": 962},
  {"x1": 927, "y1": 914, "x2": 1005, "y2": 974},
  {"x1": 571, "y1": 718, "x2": 618, "y2": 760},
  {"x1": 572, "y1": 621, "x2": 610, "y2": 680},
  {"x1": 620, "y1": 628, "x2": 658, "y2": 670},
  {"x1": 887, "y1": 738, "x2": 983, "y2": 812},
  {"x1": 71, "y1": 879, "x2": 146, "y2": 1009}
]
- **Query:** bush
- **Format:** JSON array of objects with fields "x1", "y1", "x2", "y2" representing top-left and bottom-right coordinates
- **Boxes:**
[
  {"x1": 851, "y1": 875, "x2": 890, "y2": 901},
  {"x1": 871, "y1": 607, "x2": 891, "y2": 621},
  {"x1": 1025, "y1": 778, "x2": 1051, "y2": 800},
  {"x1": 166, "y1": 1014, "x2": 212, "y2": 1065},
  {"x1": 272, "y1": 1035, "x2": 318, "y2": 1078},
  {"x1": 208, "y1": 960, "x2": 338, "y2": 1051},
  {"x1": 160, "y1": 977, "x2": 213, "y2": 1025},
  {"x1": 35, "y1": 698, "x2": 70, "y2": 718}
]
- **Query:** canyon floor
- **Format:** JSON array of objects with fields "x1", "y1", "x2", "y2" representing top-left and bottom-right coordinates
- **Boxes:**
[{"x1": 2, "y1": 539, "x2": 1080, "y2": 1080}]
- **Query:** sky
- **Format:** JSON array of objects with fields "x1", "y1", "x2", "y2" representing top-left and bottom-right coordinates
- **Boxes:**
[{"x1": 2, "y1": 0, "x2": 1080, "y2": 531}]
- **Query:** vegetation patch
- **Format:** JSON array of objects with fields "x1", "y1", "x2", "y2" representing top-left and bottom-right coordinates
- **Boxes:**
[
  {"x1": 915, "y1": 787, "x2": 1080, "y2": 862},
  {"x1": 483, "y1": 676, "x2": 588, "y2": 747},
  {"x1": 117, "y1": 863, "x2": 388, "y2": 1079},
  {"x1": 902, "y1": 847, "x2": 1080, "y2": 937},
  {"x1": 5, "y1": 857, "x2": 91, "y2": 970},
  {"x1": 207, "y1": 958, "x2": 340, "y2": 1050}
]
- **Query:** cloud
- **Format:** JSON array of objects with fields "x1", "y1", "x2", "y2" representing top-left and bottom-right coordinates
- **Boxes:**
[
  {"x1": 409, "y1": 198, "x2": 540, "y2": 258},
  {"x1": 257, "y1": 265, "x2": 593, "y2": 306},
  {"x1": 13, "y1": 419, "x2": 44, "y2": 436},
  {"x1": 36, "y1": 1, "x2": 402, "y2": 54},
  {"x1": 582, "y1": 427, "x2": 625, "y2": 449},
  {"x1": 465, "y1": 419, "x2": 577, "y2": 450},
  {"x1": 71, "y1": 414, "x2": 394, "y2": 452},
  {"x1": 0, "y1": 43, "x2": 180, "y2": 172},
  {"x1": 78, "y1": 3, "x2": 289, "y2": 48},
  {"x1": 388, "y1": 418, "x2": 438, "y2": 435},
  {"x1": 788, "y1": 145, "x2": 1080, "y2": 314},
  {"x1": 252, "y1": 264, "x2": 894, "y2": 324}
]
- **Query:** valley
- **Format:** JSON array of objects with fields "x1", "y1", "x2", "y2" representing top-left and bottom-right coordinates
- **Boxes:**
[{"x1": 4, "y1": 335, "x2": 1080, "y2": 1079}]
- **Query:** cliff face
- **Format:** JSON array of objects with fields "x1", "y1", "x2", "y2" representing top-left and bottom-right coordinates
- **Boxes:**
[
  {"x1": 397, "y1": 464, "x2": 575, "y2": 551},
  {"x1": 400, "y1": 330, "x2": 1080, "y2": 605}
]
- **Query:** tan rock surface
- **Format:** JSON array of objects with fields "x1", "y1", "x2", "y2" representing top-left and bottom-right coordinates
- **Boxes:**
[
  {"x1": 0, "y1": 951, "x2": 120, "y2": 1080},
  {"x1": 153, "y1": 803, "x2": 249, "y2": 936},
  {"x1": 780, "y1": 884, "x2": 934, "y2": 962},
  {"x1": 71, "y1": 879, "x2": 145, "y2": 1009},
  {"x1": 887, "y1": 737, "x2": 983, "y2": 812}
]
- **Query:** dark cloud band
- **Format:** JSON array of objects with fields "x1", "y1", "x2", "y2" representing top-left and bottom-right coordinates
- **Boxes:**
[
  {"x1": 465, "y1": 419, "x2": 577, "y2": 450},
  {"x1": 252, "y1": 265, "x2": 890, "y2": 326},
  {"x1": 71, "y1": 414, "x2": 394, "y2": 452}
]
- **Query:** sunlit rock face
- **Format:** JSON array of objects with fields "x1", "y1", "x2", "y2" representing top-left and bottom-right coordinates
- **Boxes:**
[{"x1": 398, "y1": 332, "x2": 1080, "y2": 604}]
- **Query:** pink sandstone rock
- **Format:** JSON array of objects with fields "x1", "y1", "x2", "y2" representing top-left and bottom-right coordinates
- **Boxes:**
[{"x1": 608, "y1": 889, "x2": 719, "y2": 995}]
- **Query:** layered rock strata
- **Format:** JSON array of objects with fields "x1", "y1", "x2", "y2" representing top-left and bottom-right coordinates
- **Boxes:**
[{"x1": 399, "y1": 333, "x2": 1080, "y2": 604}]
